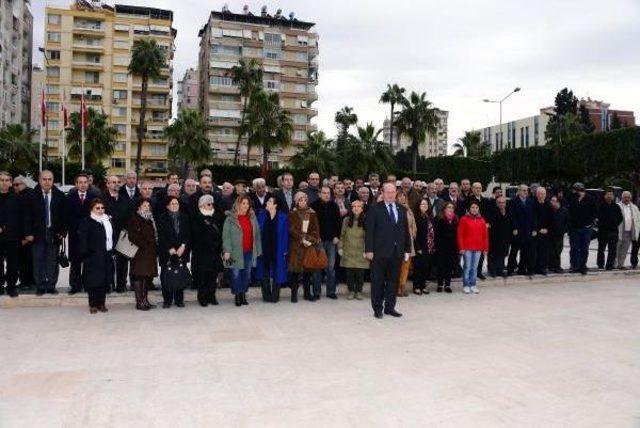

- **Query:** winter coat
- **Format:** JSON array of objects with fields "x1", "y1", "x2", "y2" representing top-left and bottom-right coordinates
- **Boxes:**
[
  {"x1": 551, "y1": 206, "x2": 570, "y2": 238},
  {"x1": 434, "y1": 216, "x2": 458, "y2": 258},
  {"x1": 457, "y1": 214, "x2": 489, "y2": 252},
  {"x1": 508, "y1": 197, "x2": 537, "y2": 244},
  {"x1": 190, "y1": 211, "x2": 224, "y2": 273},
  {"x1": 222, "y1": 211, "x2": 262, "y2": 270},
  {"x1": 0, "y1": 191, "x2": 24, "y2": 242},
  {"x1": 288, "y1": 207, "x2": 320, "y2": 273},
  {"x1": 65, "y1": 190, "x2": 97, "y2": 261},
  {"x1": 338, "y1": 216, "x2": 369, "y2": 269},
  {"x1": 157, "y1": 211, "x2": 191, "y2": 267},
  {"x1": 23, "y1": 184, "x2": 67, "y2": 243},
  {"x1": 596, "y1": 202, "x2": 623, "y2": 233},
  {"x1": 77, "y1": 217, "x2": 114, "y2": 289},
  {"x1": 617, "y1": 202, "x2": 640, "y2": 241},
  {"x1": 255, "y1": 209, "x2": 289, "y2": 284},
  {"x1": 127, "y1": 214, "x2": 158, "y2": 278}
]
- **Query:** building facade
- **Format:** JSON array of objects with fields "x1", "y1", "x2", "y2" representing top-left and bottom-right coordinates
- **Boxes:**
[
  {"x1": 0, "y1": 0, "x2": 33, "y2": 127},
  {"x1": 198, "y1": 6, "x2": 319, "y2": 167},
  {"x1": 42, "y1": 0, "x2": 175, "y2": 178},
  {"x1": 177, "y1": 67, "x2": 199, "y2": 114},
  {"x1": 481, "y1": 99, "x2": 636, "y2": 153},
  {"x1": 382, "y1": 109, "x2": 449, "y2": 158}
]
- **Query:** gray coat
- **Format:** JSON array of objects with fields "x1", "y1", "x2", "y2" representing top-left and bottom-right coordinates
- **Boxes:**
[{"x1": 222, "y1": 212, "x2": 262, "y2": 270}]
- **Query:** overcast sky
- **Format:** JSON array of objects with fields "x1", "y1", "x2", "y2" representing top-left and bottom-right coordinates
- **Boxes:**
[{"x1": 34, "y1": 0, "x2": 640, "y2": 151}]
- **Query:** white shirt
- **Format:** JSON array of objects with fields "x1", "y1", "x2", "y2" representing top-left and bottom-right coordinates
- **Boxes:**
[{"x1": 622, "y1": 203, "x2": 633, "y2": 232}]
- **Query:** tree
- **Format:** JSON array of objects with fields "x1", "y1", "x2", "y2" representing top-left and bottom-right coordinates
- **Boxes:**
[
  {"x1": 244, "y1": 90, "x2": 293, "y2": 174},
  {"x1": 67, "y1": 107, "x2": 117, "y2": 168},
  {"x1": 0, "y1": 124, "x2": 37, "y2": 172},
  {"x1": 553, "y1": 88, "x2": 578, "y2": 117},
  {"x1": 545, "y1": 112, "x2": 584, "y2": 148},
  {"x1": 128, "y1": 38, "x2": 166, "y2": 175},
  {"x1": 452, "y1": 130, "x2": 490, "y2": 158},
  {"x1": 579, "y1": 103, "x2": 595, "y2": 134},
  {"x1": 379, "y1": 83, "x2": 406, "y2": 149},
  {"x1": 229, "y1": 58, "x2": 263, "y2": 165},
  {"x1": 339, "y1": 123, "x2": 394, "y2": 178},
  {"x1": 290, "y1": 131, "x2": 337, "y2": 176},
  {"x1": 610, "y1": 112, "x2": 623, "y2": 130},
  {"x1": 334, "y1": 106, "x2": 358, "y2": 149},
  {"x1": 165, "y1": 109, "x2": 211, "y2": 178},
  {"x1": 394, "y1": 91, "x2": 440, "y2": 176}
]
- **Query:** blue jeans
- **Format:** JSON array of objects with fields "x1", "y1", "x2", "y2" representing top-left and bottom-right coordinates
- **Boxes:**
[
  {"x1": 569, "y1": 227, "x2": 592, "y2": 271},
  {"x1": 231, "y1": 251, "x2": 253, "y2": 295},
  {"x1": 313, "y1": 240, "x2": 336, "y2": 296},
  {"x1": 462, "y1": 250, "x2": 482, "y2": 287}
]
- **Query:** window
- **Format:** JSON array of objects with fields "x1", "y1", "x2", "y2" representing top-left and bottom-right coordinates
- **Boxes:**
[
  {"x1": 295, "y1": 84, "x2": 306, "y2": 93},
  {"x1": 210, "y1": 76, "x2": 233, "y2": 87},
  {"x1": 48, "y1": 120, "x2": 60, "y2": 129},
  {"x1": 47, "y1": 32, "x2": 61, "y2": 42},
  {"x1": 294, "y1": 130, "x2": 307, "y2": 141},
  {"x1": 296, "y1": 52, "x2": 308, "y2": 62},
  {"x1": 264, "y1": 33, "x2": 282, "y2": 47},
  {"x1": 114, "y1": 56, "x2": 130, "y2": 66},
  {"x1": 264, "y1": 48, "x2": 281, "y2": 60},
  {"x1": 525, "y1": 126, "x2": 530, "y2": 147},
  {"x1": 85, "y1": 71, "x2": 99, "y2": 84},
  {"x1": 113, "y1": 90, "x2": 128, "y2": 100},
  {"x1": 111, "y1": 158, "x2": 126, "y2": 168},
  {"x1": 209, "y1": 109, "x2": 241, "y2": 119},
  {"x1": 114, "y1": 124, "x2": 127, "y2": 135},
  {"x1": 112, "y1": 107, "x2": 127, "y2": 116},
  {"x1": 293, "y1": 114, "x2": 306, "y2": 125},
  {"x1": 85, "y1": 53, "x2": 100, "y2": 63},
  {"x1": 45, "y1": 85, "x2": 59, "y2": 95},
  {"x1": 216, "y1": 128, "x2": 234, "y2": 136},
  {"x1": 48, "y1": 50, "x2": 61, "y2": 60},
  {"x1": 114, "y1": 142, "x2": 126, "y2": 152},
  {"x1": 46, "y1": 102, "x2": 60, "y2": 112},
  {"x1": 152, "y1": 111, "x2": 166, "y2": 121},
  {"x1": 48, "y1": 14, "x2": 61, "y2": 25},
  {"x1": 265, "y1": 80, "x2": 280, "y2": 91},
  {"x1": 114, "y1": 40, "x2": 129, "y2": 49},
  {"x1": 212, "y1": 45, "x2": 241, "y2": 56},
  {"x1": 150, "y1": 144, "x2": 167, "y2": 155},
  {"x1": 113, "y1": 73, "x2": 128, "y2": 83},
  {"x1": 520, "y1": 127, "x2": 524, "y2": 147},
  {"x1": 219, "y1": 95, "x2": 237, "y2": 102}
]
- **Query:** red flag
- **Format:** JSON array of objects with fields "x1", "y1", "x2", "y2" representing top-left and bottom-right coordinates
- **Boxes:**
[
  {"x1": 41, "y1": 87, "x2": 47, "y2": 127},
  {"x1": 61, "y1": 90, "x2": 69, "y2": 127},
  {"x1": 80, "y1": 91, "x2": 88, "y2": 129}
]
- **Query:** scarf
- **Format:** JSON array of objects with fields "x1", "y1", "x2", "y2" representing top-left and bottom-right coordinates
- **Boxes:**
[
  {"x1": 91, "y1": 213, "x2": 113, "y2": 251},
  {"x1": 168, "y1": 210, "x2": 180, "y2": 235},
  {"x1": 200, "y1": 207, "x2": 214, "y2": 216},
  {"x1": 425, "y1": 216, "x2": 435, "y2": 255},
  {"x1": 137, "y1": 210, "x2": 158, "y2": 243}
]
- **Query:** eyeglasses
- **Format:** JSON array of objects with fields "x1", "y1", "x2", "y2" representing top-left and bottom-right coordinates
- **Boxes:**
[
  {"x1": 204, "y1": 203, "x2": 213, "y2": 206},
  {"x1": 95, "y1": 206, "x2": 105, "y2": 210}
]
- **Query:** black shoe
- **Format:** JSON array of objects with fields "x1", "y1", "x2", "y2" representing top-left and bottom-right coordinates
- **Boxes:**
[
  {"x1": 241, "y1": 293, "x2": 248, "y2": 305},
  {"x1": 235, "y1": 294, "x2": 242, "y2": 307},
  {"x1": 68, "y1": 289, "x2": 78, "y2": 295},
  {"x1": 48, "y1": 289, "x2": 59, "y2": 295},
  {"x1": 291, "y1": 294, "x2": 298, "y2": 303},
  {"x1": 210, "y1": 296, "x2": 219, "y2": 305},
  {"x1": 36, "y1": 290, "x2": 45, "y2": 296},
  {"x1": 384, "y1": 309, "x2": 403, "y2": 318},
  {"x1": 423, "y1": 288, "x2": 430, "y2": 295},
  {"x1": 136, "y1": 304, "x2": 150, "y2": 311},
  {"x1": 437, "y1": 286, "x2": 443, "y2": 293},
  {"x1": 162, "y1": 302, "x2": 171, "y2": 308},
  {"x1": 0, "y1": 287, "x2": 4, "y2": 295},
  {"x1": 444, "y1": 286, "x2": 452, "y2": 293},
  {"x1": 581, "y1": 268, "x2": 588, "y2": 275},
  {"x1": 176, "y1": 302, "x2": 185, "y2": 308},
  {"x1": 311, "y1": 295, "x2": 320, "y2": 301},
  {"x1": 327, "y1": 294, "x2": 337, "y2": 300},
  {"x1": 115, "y1": 287, "x2": 126, "y2": 293},
  {"x1": 477, "y1": 273, "x2": 486, "y2": 280},
  {"x1": 374, "y1": 311, "x2": 383, "y2": 319},
  {"x1": 199, "y1": 301, "x2": 209, "y2": 307},
  {"x1": 7, "y1": 288, "x2": 18, "y2": 298}
]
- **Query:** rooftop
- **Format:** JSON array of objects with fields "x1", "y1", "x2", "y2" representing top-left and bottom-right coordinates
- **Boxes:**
[{"x1": 199, "y1": 7, "x2": 315, "y2": 37}]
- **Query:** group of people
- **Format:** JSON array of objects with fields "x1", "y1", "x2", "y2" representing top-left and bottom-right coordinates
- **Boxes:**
[{"x1": 1, "y1": 168, "x2": 638, "y2": 319}]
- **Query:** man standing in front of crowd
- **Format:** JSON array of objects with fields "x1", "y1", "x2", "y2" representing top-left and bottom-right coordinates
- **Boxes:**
[
  {"x1": 24, "y1": 170, "x2": 67, "y2": 295},
  {"x1": 568, "y1": 182, "x2": 596, "y2": 275},
  {"x1": 0, "y1": 171, "x2": 23, "y2": 297},
  {"x1": 507, "y1": 184, "x2": 537, "y2": 276},
  {"x1": 66, "y1": 173, "x2": 97, "y2": 294},
  {"x1": 365, "y1": 182, "x2": 411, "y2": 319},
  {"x1": 119, "y1": 170, "x2": 140, "y2": 204},
  {"x1": 549, "y1": 195, "x2": 569, "y2": 273},
  {"x1": 311, "y1": 186, "x2": 342, "y2": 299},
  {"x1": 596, "y1": 188, "x2": 623, "y2": 271},
  {"x1": 616, "y1": 191, "x2": 640, "y2": 269},
  {"x1": 532, "y1": 187, "x2": 553, "y2": 275},
  {"x1": 102, "y1": 175, "x2": 129, "y2": 293}
]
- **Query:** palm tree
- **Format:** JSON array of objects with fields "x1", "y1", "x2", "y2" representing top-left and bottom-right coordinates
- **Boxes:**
[
  {"x1": 244, "y1": 90, "x2": 293, "y2": 172},
  {"x1": 394, "y1": 91, "x2": 440, "y2": 176},
  {"x1": 290, "y1": 131, "x2": 337, "y2": 176},
  {"x1": 165, "y1": 109, "x2": 212, "y2": 178},
  {"x1": 340, "y1": 123, "x2": 394, "y2": 177},
  {"x1": 334, "y1": 106, "x2": 358, "y2": 149},
  {"x1": 379, "y1": 83, "x2": 406, "y2": 149},
  {"x1": 229, "y1": 58, "x2": 263, "y2": 165},
  {"x1": 67, "y1": 107, "x2": 117, "y2": 168},
  {"x1": 0, "y1": 124, "x2": 37, "y2": 172},
  {"x1": 452, "y1": 130, "x2": 490, "y2": 158},
  {"x1": 128, "y1": 38, "x2": 166, "y2": 175}
]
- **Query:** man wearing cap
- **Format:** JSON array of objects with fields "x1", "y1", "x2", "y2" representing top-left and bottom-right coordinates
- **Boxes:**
[{"x1": 568, "y1": 182, "x2": 596, "y2": 274}]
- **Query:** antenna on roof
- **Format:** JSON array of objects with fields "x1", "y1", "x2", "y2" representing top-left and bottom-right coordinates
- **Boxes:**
[
  {"x1": 242, "y1": 5, "x2": 249, "y2": 14},
  {"x1": 289, "y1": 12, "x2": 295, "y2": 20},
  {"x1": 222, "y1": 3, "x2": 229, "y2": 13},
  {"x1": 274, "y1": 9, "x2": 282, "y2": 18},
  {"x1": 261, "y1": 5, "x2": 268, "y2": 17}
]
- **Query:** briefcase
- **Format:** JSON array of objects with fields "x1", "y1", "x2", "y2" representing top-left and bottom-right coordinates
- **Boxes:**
[{"x1": 115, "y1": 230, "x2": 139, "y2": 259}]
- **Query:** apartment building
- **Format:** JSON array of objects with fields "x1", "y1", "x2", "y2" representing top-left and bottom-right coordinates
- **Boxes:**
[
  {"x1": 42, "y1": 0, "x2": 175, "y2": 178},
  {"x1": 0, "y1": 0, "x2": 33, "y2": 127},
  {"x1": 481, "y1": 99, "x2": 635, "y2": 153},
  {"x1": 177, "y1": 67, "x2": 199, "y2": 114},
  {"x1": 383, "y1": 109, "x2": 449, "y2": 157},
  {"x1": 198, "y1": 6, "x2": 319, "y2": 167}
]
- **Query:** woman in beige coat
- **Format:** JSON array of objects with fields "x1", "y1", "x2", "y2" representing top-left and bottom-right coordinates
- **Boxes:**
[{"x1": 338, "y1": 200, "x2": 369, "y2": 300}]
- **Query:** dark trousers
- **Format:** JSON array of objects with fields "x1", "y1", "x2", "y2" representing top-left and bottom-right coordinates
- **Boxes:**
[
  {"x1": 370, "y1": 255, "x2": 401, "y2": 313},
  {"x1": 32, "y1": 229, "x2": 60, "y2": 292},
  {"x1": 196, "y1": 271, "x2": 218, "y2": 306},
  {"x1": 549, "y1": 236, "x2": 564, "y2": 272},
  {"x1": 70, "y1": 260, "x2": 84, "y2": 292},
  {"x1": 260, "y1": 261, "x2": 281, "y2": 303},
  {"x1": 534, "y1": 234, "x2": 550, "y2": 273},
  {"x1": 291, "y1": 272, "x2": 313, "y2": 298},
  {"x1": 0, "y1": 241, "x2": 19, "y2": 292},
  {"x1": 87, "y1": 288, "x2": 106, "y2": 308},
  {"x1": 632, "y1": 240, "x2": 640, "y2": 268},
  {"x1": 412, "y1": 252, "x2": 433, "y2": 290},
  {"x1": 18, "y1": 243, "x2": 34, "y2": 288},
  {"x1": 508, "y1": 240, "x2": 533, "y2": 275},
  {"x1": 597, "y1": 230, "x2": 618, "y2": 270},
  {"x1": 569, "y1": 227, "x2": 592, "y2": 271},
  {"x1": 436, "y1": 250, "x2": 457, "y2": 287},
  {"x1": 345, "y1": 268, "x2": 365, "y2": 293},
  {"x1": 115, "y1": 253, "x2": 131, "y2": 292},
  {"x1": 162, "y1": 288, "x2": 184, "y2": 305},
  {"x1": 488, "y1": 242, "x2": 509, "y2": 276}
]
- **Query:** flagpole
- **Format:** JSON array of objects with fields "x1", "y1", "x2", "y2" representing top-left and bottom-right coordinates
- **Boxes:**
[
  {"x1": 61, "y1": 90, "x2": 66, "y2": 186},
  {"x1": 39, "y1": 83, "x2": 44, "y2": 172},
  {"x1": 81, "y1": 86, "x2": 86, "y2": 170}
]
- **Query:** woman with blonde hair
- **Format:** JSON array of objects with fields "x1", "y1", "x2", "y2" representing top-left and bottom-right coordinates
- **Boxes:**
[{"x1": 396, "y1": 191, "x2": 416, "y2": 297}]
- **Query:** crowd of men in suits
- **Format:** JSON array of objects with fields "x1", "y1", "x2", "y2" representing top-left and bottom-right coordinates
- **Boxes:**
[{"x1": 1, "y1": 168, "x2": 638, "y2": 315}]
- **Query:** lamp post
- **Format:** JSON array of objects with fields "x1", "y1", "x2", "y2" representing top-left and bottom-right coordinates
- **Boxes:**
[
  {"x1": 483, "y1": 87, "x2": 521, "y2": 151},
  {"x1": 38, "y1": 47, "x2": 50, "y2": 170}
]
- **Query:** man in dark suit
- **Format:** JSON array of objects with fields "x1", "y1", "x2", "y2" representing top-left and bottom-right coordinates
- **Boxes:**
[
  {"x1": 273, "y1": 172, "x2": 295, "y2": 213},
  {"x1": 507, "y1": 184, "x2": 538, "y2": 276},
  {"x1": 23, "y1": 170, "x2": 67, "y2": 295},
  {"x1": 249, "y1": 178, "x2": 272, "y2": 213},
  {"x1": 0, "y1": 171, "x2": 23, "y2": 297},
  {"x1": 102, "y1": 175, "x2": 129, "y2": 292},
  {"x1": 365, "y1": 182, "x2": 411, "y2": 319},
  {"x1": 66, "y1": 173, "x2": 97, "y2": 294}
]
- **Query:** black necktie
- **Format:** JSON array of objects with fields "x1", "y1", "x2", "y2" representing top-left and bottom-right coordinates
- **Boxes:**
[{"x1": 388, "y1": 204, "x2": 396, "y2": 223}]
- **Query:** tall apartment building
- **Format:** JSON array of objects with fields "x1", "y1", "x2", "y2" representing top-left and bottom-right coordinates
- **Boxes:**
[
  {"x1": 30, "y1": 65, "x2": 45, "y2": 132},
  {"x1": 383, "y1": 110, "x2": 449, "y2": 157},
  {"x1": 198, "y1": 6, "x2": 319, "y2": 167},
  {"x1": 42, "y1": 0, "x2": 175, "y2": 178},
  {"x1": 177, "y1": 67, "x2": 199, "y2": 114},
  {"x1": 0, "y1": 0, "x2": 33, "y2": 127},
  {"x1": 480, "y1": 99, "x2": 636, "y2": 153}
]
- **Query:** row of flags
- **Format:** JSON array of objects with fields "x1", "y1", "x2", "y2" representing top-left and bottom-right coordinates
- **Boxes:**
[{"x1": 40, "y1": 87, "x2": 87, "y2": 130}]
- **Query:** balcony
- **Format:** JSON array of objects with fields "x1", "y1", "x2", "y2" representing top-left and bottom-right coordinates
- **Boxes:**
[
  {"x1": 72, "y1": 42, "x2": 104, "y2": 52},
  {"x1": 73, "y1": 22, "x2": 104, "y2": 35},
  {"x1": 71, "y1": 60, "x2": 103, "y2": 71},
  {"x1": 208, "y1": 117, "x2": 240, "y2": 127}
]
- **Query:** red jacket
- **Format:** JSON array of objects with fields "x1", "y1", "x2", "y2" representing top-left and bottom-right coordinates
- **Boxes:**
[{"x1": 457, "y1": 214, "x2": 489, "y2": 252}]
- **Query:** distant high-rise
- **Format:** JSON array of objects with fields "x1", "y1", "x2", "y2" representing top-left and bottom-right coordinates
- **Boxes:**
[
  {"x1": 41, "y1": 1, "x2": 175, "y2": 178},
  {"x1": 198, "y1": 6, "x2": 319, "y2": 167},
  {"x1": 177, "y1": 67, "x2": 199, "y2": 114},
  {"x1": 383, "y1": 110, "x2": 449, "y2": 158},
  {"x1": 0, "y1": 0, "x2": 33, "y2": 127}
]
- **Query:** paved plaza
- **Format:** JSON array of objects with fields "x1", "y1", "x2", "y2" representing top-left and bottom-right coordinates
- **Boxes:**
[{"x1": 0, "y1": 272, "x2": 639, "y2": 427}]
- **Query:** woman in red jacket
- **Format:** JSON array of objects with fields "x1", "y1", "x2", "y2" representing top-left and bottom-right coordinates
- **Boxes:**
[{"x1": 457, "y1": 200, "x2": 489, "y2": 294}]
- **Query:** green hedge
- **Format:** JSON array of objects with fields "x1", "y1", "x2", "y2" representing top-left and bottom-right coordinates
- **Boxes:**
[{"x1": 395, "y1": 156, "x2": 493, "y2": 184}]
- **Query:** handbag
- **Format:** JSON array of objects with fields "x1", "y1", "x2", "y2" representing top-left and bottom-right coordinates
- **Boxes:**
[
  {"x1": 58, "y1": 239, "x2": 70, "y2": 268},
  {"x1": 115, "y1": 230, "x2": 139, "y2": 259},
  {"x1": 303, "y1": 244, "x2": 328, "y2": 271},
  {"x1": 161, "y1": 256, "x2": 191, "y2": 292}
]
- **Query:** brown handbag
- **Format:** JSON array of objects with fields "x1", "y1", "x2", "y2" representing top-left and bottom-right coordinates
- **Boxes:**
[{"x1": 303, "y1": 244, "x2": 328, "y2": 270}]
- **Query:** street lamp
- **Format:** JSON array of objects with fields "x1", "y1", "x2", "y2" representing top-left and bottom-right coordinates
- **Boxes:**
[
  {"x1": 483, "y1": 87, "x2": 521, "y2": 150},
  {"x1": 38, "y1": 47, "x2": 50, "y2": 170}
]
